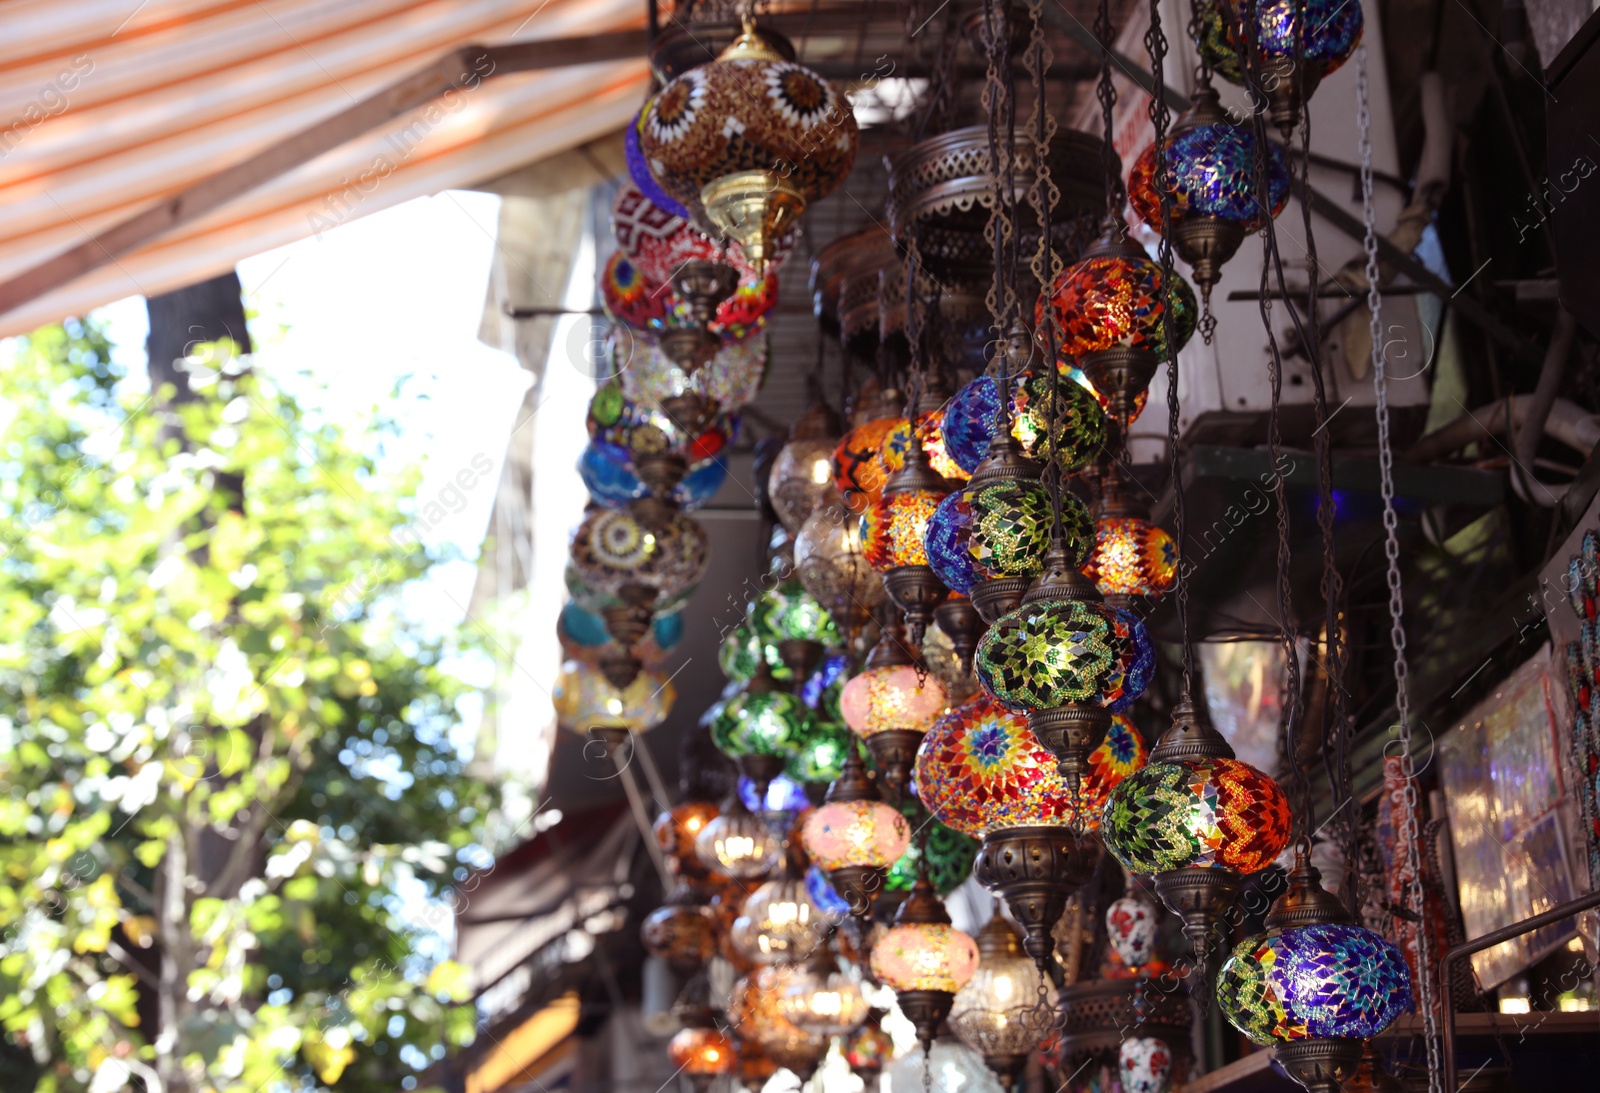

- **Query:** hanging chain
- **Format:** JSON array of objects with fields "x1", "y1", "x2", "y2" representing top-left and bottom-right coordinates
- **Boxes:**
[
  {"x1": 1358, "y1": 42, "x2": 1443, "y2": 1093},
  {"x1": 1242, "y1": 0, "x2": 1307, "y2": 839},
  {"x1": 1148, "y1": 0, "x2": 1196, "y2": 695},
  {"x1": 1095, "y1": 0, "x2": 1120, "y2": 220},
  {"x1": 981, "y1": 0, "x2": 1019, "y2": 341}
]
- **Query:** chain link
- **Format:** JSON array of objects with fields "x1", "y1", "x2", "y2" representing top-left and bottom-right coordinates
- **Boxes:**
[
  {"x1": 1095, "y1": 0, "x2": 1120, "y2": 220},
  {"x1": 981, "y1": 0, "x2": 1019, "y2": 341},
  {"x1": 1357, "y1": 43, "x2": 1443, "y2": 1093}
]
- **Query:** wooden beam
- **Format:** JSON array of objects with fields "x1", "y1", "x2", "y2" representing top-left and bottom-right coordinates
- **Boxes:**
[{"x1": 0, "y1": 28, "x2": 649, "y2": 319}]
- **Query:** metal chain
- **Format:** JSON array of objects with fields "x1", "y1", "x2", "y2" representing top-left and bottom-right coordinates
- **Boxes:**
[
  {"x1": 981, "y1": 0, "x2": 1019, "y2": 340},
  {"x1": 1148, "y1": 0, "x2": 1196, "y2": 695},
  {"x1": 1243, "y1": 0, "x2": 1306, "y2": 838},
  {"x1": 1095, "y1": 0, "x2": 1120, "y2": 220},
  {"x1": 1358, "y1": 42, "x2": 1443, "y2": 1093}
]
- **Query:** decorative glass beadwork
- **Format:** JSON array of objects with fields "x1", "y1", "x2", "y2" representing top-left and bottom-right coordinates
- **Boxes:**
[
  {"x1": 1100, "y1": 757, "x2": 1293, "y2": 875},
  {"x1": 1217, "y1": 923, "x2": 1411, "y2": 1044}
]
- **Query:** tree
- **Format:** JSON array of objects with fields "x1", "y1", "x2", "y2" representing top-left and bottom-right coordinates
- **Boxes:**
[{"x1": 0, "y1": 320, "x2": 499, "y2": 1093}]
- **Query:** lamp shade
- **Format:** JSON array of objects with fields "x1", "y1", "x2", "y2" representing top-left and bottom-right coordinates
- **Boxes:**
[
  {"x1": 832, "y1": 417, "x2": 902, "y2": 512},
  {"x1": 1037, "y1": 253, "x2": 1197, "y2": 362},
  {"x1": 1100, "y1": 757, "x2": 1293, "y2": 876},
  {"x1": 728, "y1": 967, "x2": 829, "y2": 1068},
  {"x1": 861, "y1": 487, "x2": 945, "y2": 571},
  {"x1": 840, "y1": 665, "x2": 949, "y2": 738},
  {"x1": 712, "y1": 687, "x2": 814, "y2": 760},
  {"x1": 1196, "y1": 0, "x2": 1363, "y2": 87},
  {"x1": 552, "y1": 659, "x2": 676, "y2": 733},
  {"x1": 795, "y1": 502, "x2": 888, "y2": 619},
  {"x1": 770, "y1": 435, "x2": 843, "y2": 533},
  {"x1": 1217, "y1": 922, "x2": 1411, "y2": 1044},
  {"x1": 620, "y1": 330, "x2": 769, "y2": 413},
  {"x1": 870, "y1": 923, "x2": 979, "y2": 994},
  {"x1": 1127, "y1": 123, "x2": 1290, "y2": 233},
  {"x1": 718, "y1": 621, "x2": 786, "y2": 685},
  {"x1": 968, "y1": 478, "x2": 1091, "y2": 579},
  {"x1": 668, "y1": 1027, "x2": 737, "y2": 1076},
  {"x1": 801, "y1": 799, "x2": 912, "y2": 870},
  {"x1": 568, "y1": 503, "x2": 710, "y2": 606},
  {"x1": 942, "y1": 370, "x2": 1110, "y2": 476},
  {"x1": 786, "y1": 719, "x2": 853, "y2": 784},
  {"x1": 654, "y1": 800, "x2": 721, "y2": 871},
  {"x1": 696, "y1": 797, "x2": 783, "y2": 878},
  {"x1": 924, "y1": 490, "x2": 976, "y2": 594},
  {"x1": 740, "y1": 877, "x2": 833, "y2": 963},
  {"x1": 949, "y1": 917, "x2": 1056, "y2": 1063},
  {"x1": 776, "y1": 956, "x2": 872, "y2": 1035},
  {"x1": 885, "y1": 808, "x2": 979, "y2": 895},
  {"x1": 975, "y1": 598, "x2": 1151, "y2": 711},
  {"x1": 751, "y1": 577, "x2": 841, "y2": 648},
  {"x1": 1084, "y1": 515, "x2": 1178, "y2": 598}
]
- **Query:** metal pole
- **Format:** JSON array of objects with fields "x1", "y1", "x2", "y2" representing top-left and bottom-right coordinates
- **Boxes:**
[{"x1": 1438, "y1": 887, "x2": 1600, "y2": 1091}]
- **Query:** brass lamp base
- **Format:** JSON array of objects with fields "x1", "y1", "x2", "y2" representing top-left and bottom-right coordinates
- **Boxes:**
[
  {"x1": 1027, "y1": 703, "x2": 1112, "y2": 793},
  {"x1": 1151, "y1": 865, "x2": 1243, "y2": 976},
  {"x1": 983, "y1": 1053, "x2": 1028, "y2": 1091},
  {"x1": 933, "y1": 595, "x2": 983, "y2": 675},
  {"x1": 776, "y1": 638, "x2": 824, "y2": 681},
  {"x1": 701, "y1": 170, "x2": 807, "y2": 275},
  {"x1": 737, "y1": 753, "x2": 786, "y2": 803},
  {"x1": 634, "y1": 449, "x2": 689, "y2": 500},
  {"x1": 673, "y1": 259, "x2": 739, "y2": 325},
  {"x1": 1172, "y1": 216, "x2": 1246, "y2": 305},
  {"x1": 658, "y1": 326, "x2": 721, "y2": 372},
  {"x1": 1079, "y1": 345, "x2": 1159, "y2": 438},
  {"x1": 826, "y1": 863, "x2": 888, "y2": 920},
  {"x1": 1272, "y1": 1037, "x2": 1364, "y2": 1093},
  {"x1": 599, "y1": 648, "x2": 643, "y2": 690},
  {"x1": 864, "y1": 729, "x2": 925, "y2": 804},
  {"x1": 895, "y1": 988, "x2": 955, "y2": 1055},
  {"x1": 969, "y1": 575, "x2": 1030, "y2": 624},
  {"x1": 884, "y1": 564, "x2": 946, "y2": 646},
  {"x1": 976, "y1": 825, "x2": 1098, "y2": 969},
  {"x1": 601, "y1": 584, "x2": 658, "y2": 647}
]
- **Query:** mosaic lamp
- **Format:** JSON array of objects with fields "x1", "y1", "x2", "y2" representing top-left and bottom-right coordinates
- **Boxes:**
[
  {"x1": 669, "y1": 978, "x2": 739, "y2": 1093},
  {"x1": 750, "y1": 575, "x2": 840, "y2": 680},
  {"x1": 1035, "y1": 219, "x2": 1197, "y2": 437},
  {"x1": 844, "y1": 1010, "x2": 895, "y2": 1082},
  {"x1": 654, "y1": 799, "x2": 721, "y2": 878},
  {"x1": 551, "y1": 659, "x2": 676, "y2": 751},
  {"x1": 942, "y1": 369, "x2": 1110, "y2": 479},
  {"x1": 832, "y1": 411, "x2": 903, "y2": 514},
  {"x1": 800, "y1": 743, "x2": 911, "y2": 921},
  {"x1": 840, "y1": 618, "x2": 949, "y2": 802},
  {"x1": 1195, "y1": 0, "x2": 1363, "y2": 138},
  {"x1": 1100, "y1": 694, "x2": 1292, "y2": 970},
  {"x1": 1217, "y1": 850, "x2": 1410, "y2": 1093},
  {"x1": 861, "y1": 429, "x2": 955, "y2": 645},
  {"x1": 712, "y1": 665, "x2": 815, "y2": 796},
  {"x1": 568, "y1": 498, "x2": 710, "y2": 634},
  {"x1": 884, "y1": 805, "x2": 979, "y2": 896},
  {"x1": 776, "y1": 940, "x2": 873, "y2": 1036},
  {"x1": 1126, "y1": 83, "x2": 1291, "y2": 324},
  {"x1": 696, "y1": 789, "x2": 783, "y2": 880},
  {"x1": 868, "y1": 865, "x2": 979, "y2": 1053},
  {"x1": 795, "y1": 500, "x2": 887, "y2": 631},
  {"x1": 641, "y1": 879, "x2": 719, "y2": 971},
  {"x1": 786, "y1": 718, "x2": 853, "y2": 785},
  {"x1": 949, "y1": 915, "x2": 1057, "y2": 1089},
  {"x1": 642, "y1": 15, "x2": 859, "y2": 272},
  {"x1": 1082, "y1": 467, "x2": 1178, "y2": 607},
  {"x1": 974, "y1": 541, "x2": 1153, "y2": 794}
]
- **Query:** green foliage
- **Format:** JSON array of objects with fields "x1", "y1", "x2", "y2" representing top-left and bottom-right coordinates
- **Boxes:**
[{"x1": 0, "y1": 322, "x2": 497, "y2": 1092}]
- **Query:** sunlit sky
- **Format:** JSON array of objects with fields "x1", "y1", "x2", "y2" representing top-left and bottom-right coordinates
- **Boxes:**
[{"x1": 94, "y1": 190, "x2": 528, "y2": 625}]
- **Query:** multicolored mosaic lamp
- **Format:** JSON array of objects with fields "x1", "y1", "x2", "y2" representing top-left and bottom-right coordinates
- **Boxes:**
[
  {"x1": 968, "y1": 474, "x2": 1092, "y2": 584},
  {"x1": 885, "y1": 803, "x2": 979, "y2": 896},
  {"x1": 861, "y1": 430, "x2": 955, "y2": 645},
  {"x1": 800, "y1": 743, "x2": 911, "y2": 921},
  {"x1": 640, "y1": 880, "x2": 719, "y2": 971},
  {"x1": 1083, "y1": 467, "x2": 1178, "y2": 607},
  {"x1": 712, "y1": 665, "x2": 816, "y2": 796},
  {"x1": 1195, "y1": 0, "x2": 1363, "y2": 138},
  {"x1": 961, "y1": 429, "x2": 1045, "y2": 626},
  {"x1": 1036, "y1": 220, "x2": 1197, "y2": 439},
  {"x1": 832, "y1": 414, "x2": 903, "y2": 514},
  {"x1": 1217, "y1": 851, "x2": 1410, "y2": 1093},
  {"x1": 568, "y1": 499, "x2": 710, "y2": 655},
  {"x1": 551, "y1": 659, "x2": 676, "y2": 749},
  {"x1": 869, "y1": 864, "x2": 980, "y2": 1053},
  {"x1": 642, "y1": 15, "x2": 859, "y2": 271},
  {"x1": 974, "y1": 541, "x2": 1153, "y2": 794},
  {"x1": 841, "y1": 618, "x2": 948, "y2": 801},
  {"x1": 949, "y1": 916, "x2": 1056, "y2": 1088},
  {"x1": 942, "y1": 369, "x2": 1111, "y2": 477},
  {"x1": 1100, "y1": 695, "x2": 1292, "y2": 970},
  {"x1": 1126, "y1": 83, "x2": 1291, "y2": 329}
]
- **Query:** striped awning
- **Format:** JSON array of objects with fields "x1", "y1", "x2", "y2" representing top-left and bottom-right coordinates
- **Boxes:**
[{"x1": 0, "y1": 0, "x2": 652, "y2": 337}]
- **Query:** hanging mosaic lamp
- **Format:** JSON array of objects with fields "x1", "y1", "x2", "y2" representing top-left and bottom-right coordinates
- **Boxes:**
[
  {"x1": 786, "y1": 717, "x2": 853, "y2": 785},
  {"x1": 844, "y1": 1010, "x2": 895, "y2": 1084},
  {"x1": 974, "y1": 541, "x2": 1152, "y2": 793},
  {"x1": 641, "y1": 879, "x2": 719, "y2": 971},
  {"x1": 1195, "y1": 0, "x2": 1363, "y2": 138},
  {"x1": 696, "y1": 789, "x2": 783, "y2": 879},
  {"x1": 840, "y1": 618, "x2": 948, "y2": 801},
  {"x1": 769, "y1": 401, "x2": 844, "y2": 534},
  {"x1": 1083, "y1": 466, "x2": 1178, "y2": 608},
  {"x1": 868, "y1": 865, "x2": 979, "y2": 1053},
  {"x1": 795, "y1": 499, "x2": 888, "y2": 630},
  {"x1": 949, "y1": 916, "x2": 1057, "y2": 1089},
  {"x1": 654, "y1": 799, "x2": 721, "y2": 878},
  {"x1": 1036, "y1": 219, "x2": 1197, "y2": 439},
  {"x1": 749, "y1": 575, "x2": 840, "y2": 680},
  {"x1": 569, "y1": 498, "x2": 710, "y2": 637},
  {"x1": 962, "y1": 429, "x2": 1045, "y2": 625},
  {"x1": 832, "y1": 406, "x2": 905, "y2": 514},
  {"x1": 924, "y1": 489, "x2": 976, "y2": 595},
  {"x1": 712, "y1": 664, "x2": 815, "y2": 797},
  {"x1": 776, "y1": 939, "x2": 873, "y2": 1036},
  {"x1": 800, "y1": 743, "x2": 911, "y2": 921},
  {"x1": 642, "y1": 14, "x2": 859, "y2": 271},
  {"x1": 1100, "y1": 695, "x2": 1292, "y2": 969},
  {"x1": 1119, "y1": 1037, "x2": 1175, "y2": 1093},
  {"x1": 967, "y1": 471, "x2": 1092, "y2": 585},
  {"x1": 1126, "y1": 83, "x2": 1291, "y2": 323},
  {"x1": 551, "y1": 658, "x2": 676, "y2": 750},
  {"x1": 718, "y1": 619, "x2": 786, "y2": 686},
  {"x1": 861, "y1": 428, "x2": 954, "y2": 646},
  {"x1": 620, "y1": 328, "x2": 769, "y2": 419},
  {"x1": 669, "y1": 979, "x2": 738, "y2": 1093},
  {"x1": 626, "y1": 97, "x2": 690, "y2": 219},
  {"x1": 1217, "y1": 851, "x2": 1410, "y2": 1093}
]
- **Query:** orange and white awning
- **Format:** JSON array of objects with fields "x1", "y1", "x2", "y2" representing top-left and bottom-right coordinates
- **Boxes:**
[{"x1": 0, "y1": 0, "x2": 652, "y2": 337}]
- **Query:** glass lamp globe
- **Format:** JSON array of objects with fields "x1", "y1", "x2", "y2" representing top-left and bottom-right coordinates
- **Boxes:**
[
  {"x1": 568, "y1": 501, "x2": 711, "y2": 606},
  {"x1": 1196, "y1": 0, "x2": 1362, "y2": 134},
  {"x1": 942, "y1": 370, "x2": 1110, "y2": 477},
  {"x1": 967, "y1": 478, "x2": 1091, "y2": 580},
  {"x1": 738, "y1": 773, "x2": 811, "y2": 815},
  {"x1": 801, "y1": 799, "x2": 912, "y2": 871},
  {"x1": 884, "y1": 1039, "x2": 1004, "y2": 1093},
  {"x1": 655, "y1": 800, "x2": 721, "y2": 873},
  {"x1": 621, "y1": 330, "x2": 769, "y2": 415},
  {"x1": 641, "y1": 884, "x2": 719, "y2": 969},
  {"x1": 1037, "y1": 246, "x2": 1198, "y2": 364},
  {"x1": 861, "y1": 487, "x2": 945, "y2": 573},
  {"x1": 884, "y1": 808, "x2": 979, "y2": 895},
  {"x1": 913, "y1": 409, "x2": 971, "y2": 482},
  {"x1": 870, "y1": 871, "x2": 980, "y2": 1054},
  {"x1": 1084, "y1": 515, "x2": 1177, "y2": 599},
  {"x1": 711, "y1": 681, "x2": 814, "y2": 763},
  {"x1": 1101, "y1": 754, "x2": 1292, "y2": 877},
  {"x1": 795, "y1": 502, "x2": 887, "y2": 625},
  {"x1": 728, "y1": 967, "x2": 830, "y2": 1076},
  {"x1": 740, "y1": 876, "x2": 832, "y2": 964},
  {"x1": 777, "y1": 950, "x2": 872, "y2": 1035},
  {"x1": 924, "y1": 491, "x2": 976, "y2": 594},
  {"x1": 786, "y1": 719, "x2": 853, "y2": 784},
  {"x1": 551, "y1": 659, "x2": 676, "y2": 734},
  {"x1": 833, "y1": 416, "x2": 903, "y2": 513},
  {"x1": 975, "y1": 598, "x2": 1150, "y2": 711},
  {"x1": 668, "y1": 1027, "x2": 737, "y2": 1077},
  {"x1": 840, "y1": 665, "x2": 948, "y2": 739},
  {"x1": 1217, "y1": 856, "x2": 1410, "y2": 1091},
  {"x1": 770, "y1": 404, "x2": 843, "y2": 533},
  {"x1": 718, "y1": 620, "x2": 785, "y2": 685},
  {"x1": 750, "y1": 576, "x2": 841, "y2": 651},
  {"x1": 697, "y1": 795, "x2": 783, "y2": 879},
  {"x1": 949, "y1": 917, "x2": 1056, "y2": 1084}
]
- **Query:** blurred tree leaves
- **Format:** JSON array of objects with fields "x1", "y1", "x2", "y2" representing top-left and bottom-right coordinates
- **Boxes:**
[{"x1": 0, "y1": 320, "x2": 498, "y2": 1092}]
